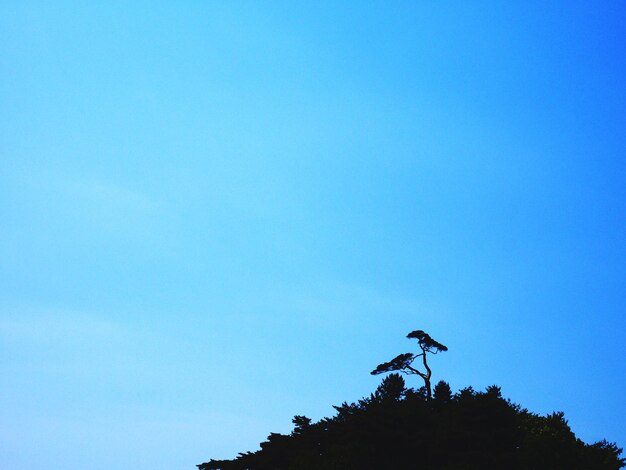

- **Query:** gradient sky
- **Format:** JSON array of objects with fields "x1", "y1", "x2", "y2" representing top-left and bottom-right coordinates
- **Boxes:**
[{"x1": 1, "y1": 2, "x2": 625, "y2": 469}]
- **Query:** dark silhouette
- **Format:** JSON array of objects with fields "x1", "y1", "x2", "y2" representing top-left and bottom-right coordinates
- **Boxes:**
[
  {"x1": 198, "y1": 330, "x2": 624, "y2": 470},
  {"x1": 371, "y1": 329, "x2": 447, "y2": 400}
]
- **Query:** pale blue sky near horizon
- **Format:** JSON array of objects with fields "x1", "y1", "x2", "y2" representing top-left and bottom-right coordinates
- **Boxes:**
[{"x1": 1, "y1": 2, "x2": 625, "y2": 469}]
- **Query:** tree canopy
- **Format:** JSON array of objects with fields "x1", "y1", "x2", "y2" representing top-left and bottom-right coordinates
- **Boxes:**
[
  {"x1": 198, "y1": 330, "x2": 623, "y2": 469},
  {"x1": 198, "y1": 375, "x2": 623, "y2": 469}
]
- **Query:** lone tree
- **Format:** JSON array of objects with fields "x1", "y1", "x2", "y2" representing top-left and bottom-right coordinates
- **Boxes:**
[{"x1": 371, "y1": 329, "x2": 448, "y2": 400}]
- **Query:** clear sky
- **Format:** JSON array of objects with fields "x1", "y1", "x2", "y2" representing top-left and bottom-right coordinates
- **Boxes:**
[{"x1": 1, "y1": 2, "x2": 625, "y2": 469}]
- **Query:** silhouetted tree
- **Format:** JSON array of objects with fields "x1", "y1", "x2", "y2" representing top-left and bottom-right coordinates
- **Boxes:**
[
  {"x1": 372, "y1": 373, "x2": 406, "y2": 402},
  {"x1": 198, "y1": 331, "x2": 624, "y2": 469},
  {"x1": 197, "y1": 376, "x2": 624, "y2": 469},
  {"x1": 371, "y1": 329, "x2": 448, "y2": 400},
  {"x1": 433, "y1": 380, "x2": 453, "y2": 403}
]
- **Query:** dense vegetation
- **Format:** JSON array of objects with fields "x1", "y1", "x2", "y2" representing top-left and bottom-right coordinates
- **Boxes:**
[
  {"x1": 198, "y1": 331, "x2": 623, "y2": 469},
  {"x1": 197, "y1": 374, "x2": 623, "y2": 469}
]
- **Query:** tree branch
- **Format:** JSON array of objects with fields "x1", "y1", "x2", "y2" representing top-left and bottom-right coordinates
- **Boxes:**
[
  {"x1": 420, "y1": 345, "x2": 432, "y2": 380},
  {"x1": 405, "y1": 364, "x2": 427, "y2": 379}
]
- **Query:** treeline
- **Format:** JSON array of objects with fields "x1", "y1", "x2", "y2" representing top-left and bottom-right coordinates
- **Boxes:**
[{"x1": 197, "y1": 374, "x2": 624, "y2": 469}]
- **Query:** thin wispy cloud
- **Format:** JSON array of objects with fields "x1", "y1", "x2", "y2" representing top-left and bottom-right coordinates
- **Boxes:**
[
  {"x1": 0, "y1": 306, "x2": 129, "y2": 344},
  {"x1": 14, "y1": 168, "x2": 160, "y2": 236},
  {"x1": 0, "y1": 304, "x2": 206, "y2": 396},
  {"x1": 27, "y1": 169, "x2": 155, "y2": 210},
  {"x1": 62, "y1": 176, "x2": 156, "y2": 213}
]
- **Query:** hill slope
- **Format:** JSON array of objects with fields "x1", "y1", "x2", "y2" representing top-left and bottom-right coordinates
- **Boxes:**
[{"x1": 198, "y1": 374, "x2": 624, "y2": 469}]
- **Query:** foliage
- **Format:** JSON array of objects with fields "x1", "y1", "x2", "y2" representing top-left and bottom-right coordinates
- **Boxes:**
[
  {"x1": 371, "y1": 329, "x2": 448, "y2": 400},
  {"x1": 197, "y1": 375, "x2": 624, "y2": 470},
  {"x1": 406, "y1": 330, "x2": 448, "y2": 353}
]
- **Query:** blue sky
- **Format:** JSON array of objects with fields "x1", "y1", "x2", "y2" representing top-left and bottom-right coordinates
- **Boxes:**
[{"x1": 1, "y1": 2, "x2": 625, "y2": 469}]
